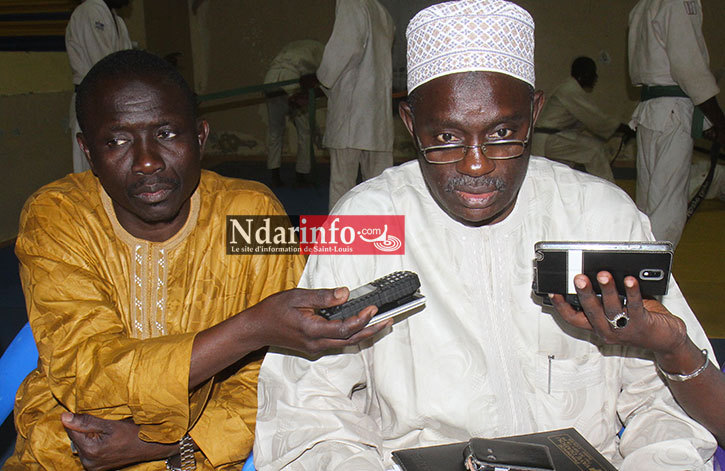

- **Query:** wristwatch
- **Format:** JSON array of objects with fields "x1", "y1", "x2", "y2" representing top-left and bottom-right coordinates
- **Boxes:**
[{"x1": 166, "y1": 434, "x2": 196, "y2": 471}]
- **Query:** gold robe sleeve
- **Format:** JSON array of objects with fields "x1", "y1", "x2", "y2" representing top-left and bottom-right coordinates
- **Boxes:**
[
  {"x1": 9, "y1": 173, "x2": 304, "y2": 469},
  {"x1": 189, "y1": 195, "x2": 305, "y2": 468},
  {"x1": 15, "y1": 188, "x2": 198, "y2": 440}
]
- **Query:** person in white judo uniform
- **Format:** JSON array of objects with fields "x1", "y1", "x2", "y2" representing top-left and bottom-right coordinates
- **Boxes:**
[
  {"x1": 66, "y1": 0, "x2": 132, "y2": 173},
  {"x1": 317, "y1": 0, "x2": 395, "y2": 209},
  {"x1": 532, "y1": 56, "x2": 634, "y2": 182},
  {"x1": 628, "y1": 0, "x2": 725, "y2": 247}
]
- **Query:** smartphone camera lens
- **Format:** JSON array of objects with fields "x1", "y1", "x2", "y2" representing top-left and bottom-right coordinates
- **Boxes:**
[{"x1": 639, "y1": 269, "x2": 664, "y2": 281}]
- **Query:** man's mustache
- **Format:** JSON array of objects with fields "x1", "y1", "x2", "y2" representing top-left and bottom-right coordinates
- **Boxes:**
[
  {"x1": 444, "y1": 175, "x2": 505, "y2": 193},
  {"x1": 128, "y1": 175, "x2": 179, "y2": 193}
]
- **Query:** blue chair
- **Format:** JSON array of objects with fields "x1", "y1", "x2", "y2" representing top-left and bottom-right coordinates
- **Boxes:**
[
  {"x1": 242, "y1": 450, "x2": 255, "y2": 471},
  {"x1": 0, "y1": 321, "x2": 38, "y2": 466},
  {"x1": 0, "y1": 322, "x2": 38, "y2": 423}
]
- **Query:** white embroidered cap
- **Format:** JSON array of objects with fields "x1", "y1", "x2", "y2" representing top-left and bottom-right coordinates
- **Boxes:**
[{"x1": 406, "y1": 0, "x2": 535, "y2": 93}]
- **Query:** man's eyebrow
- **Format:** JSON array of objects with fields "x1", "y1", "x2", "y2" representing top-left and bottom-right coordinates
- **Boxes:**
[
  {"x1": 422, "y1": 110, "x2": 530, "y2": 130},
  {"x1": 420, "y1": 117, "x2": 464, "y2": 129},
  {"x1": 488, "y1": 109, "x2": 531, "y2": 123},
  {"x1": 106, "y1": 123, "x2": 129, "y2": 132},
  {"x1": 105, "y1": 119, "x2": 177, "y2": 131}
]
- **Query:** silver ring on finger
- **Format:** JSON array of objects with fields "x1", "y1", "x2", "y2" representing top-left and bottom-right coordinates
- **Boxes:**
[{"x1": 607, "y1": 311, "x2": 629, "y2": 329}]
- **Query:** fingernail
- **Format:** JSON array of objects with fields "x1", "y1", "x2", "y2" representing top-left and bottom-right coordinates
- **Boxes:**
[
  {"x1": 575, "y1": 277, "x2": 586, "y2": 289},
  {"x1": 548, "y1": 293, "x2": 554, "y2": 298},
  {"x1": 624, "y1": 277, "x2": 634, "y2": 288},
  {"x1": 61, "y1": 412, "x2": 74, "y2": 422},
  {"x1": 334, "y1": 287, "x2": 345, "y2": 299},
  {"x1": 597, "y1": 274, "x2": 607, "y2": 284}
]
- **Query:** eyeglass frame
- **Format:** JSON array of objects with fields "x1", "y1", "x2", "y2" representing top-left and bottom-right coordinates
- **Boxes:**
[{"x1": 412, "y1": 103, "x2": 535, "y2": 165}]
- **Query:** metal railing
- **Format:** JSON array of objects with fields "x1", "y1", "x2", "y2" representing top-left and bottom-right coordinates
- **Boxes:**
[{"x1": 197, "y1": 78, "x2": 319, "y2": 163}]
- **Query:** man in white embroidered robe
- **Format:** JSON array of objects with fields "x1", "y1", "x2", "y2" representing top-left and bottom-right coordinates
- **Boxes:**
[{"x1": 254, "y1": 1, "x2": 717, "y2": 470}]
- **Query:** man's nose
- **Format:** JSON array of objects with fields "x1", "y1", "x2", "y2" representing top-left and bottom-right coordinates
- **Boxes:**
[
  {"x1": 455, "y1": 144, "x2": 496, "y2": 176},
  {"x1": 131, "y1": 138, "x2": 164, "y2": 175}
]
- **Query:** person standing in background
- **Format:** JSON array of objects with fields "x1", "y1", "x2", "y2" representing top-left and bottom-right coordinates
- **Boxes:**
[
  {"x1": 263, "y1": 40, "x2": 324, "y2": 187},
  {"x1": 66, "y1": 0, "x2": 132, "y2": 173},
  {"x1": 532, "y1": 56, "x2": 634, "y2": 182},
  {"x1": 317, "y1": 0, "x2": 395, "y2": 209},
  {"x1": 628, "y1": 0, "x2": 725, "y2": 247}
]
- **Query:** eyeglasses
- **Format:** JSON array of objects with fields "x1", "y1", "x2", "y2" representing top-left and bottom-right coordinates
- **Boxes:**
[{"x1": 414, "y1": 108, "x2": 534, "y2": 165}]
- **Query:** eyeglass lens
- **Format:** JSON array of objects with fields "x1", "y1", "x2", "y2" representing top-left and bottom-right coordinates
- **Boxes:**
[{"x1": 425, "y1": 142, "x2": 525, "y2": 162}]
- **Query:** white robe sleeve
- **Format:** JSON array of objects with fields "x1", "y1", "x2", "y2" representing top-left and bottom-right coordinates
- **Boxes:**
[
  {"x1": 617, "y1": 336, "x2": 716, "y2": 470},
  {"x1": 606, "y1": 211, "x2": 717, "y2": 469},
  {"x1": 656, "y1": 1, "x2": 719, "y2": 105},
  {"x1": 254, "y1": 251, "x2": 388, "y2": 470},
  {"x1": 316, "y1": 0, "x2": 367, "y2": 90},
  {"x1": 254, "y1": 347, "x2": 386, "y2": 470}
]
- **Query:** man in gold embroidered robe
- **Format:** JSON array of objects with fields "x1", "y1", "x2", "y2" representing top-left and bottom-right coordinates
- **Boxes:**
[{"x1": 6, "y1": 50, "x2": 387, "y2": 471}]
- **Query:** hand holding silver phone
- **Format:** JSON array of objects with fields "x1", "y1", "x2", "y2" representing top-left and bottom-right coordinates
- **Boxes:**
[{"x1": 532, "y1": 241, "x2": 673, "y2": 308}]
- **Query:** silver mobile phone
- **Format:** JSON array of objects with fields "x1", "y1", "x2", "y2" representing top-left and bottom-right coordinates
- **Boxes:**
[{"x1": 532, "y1": 241, "x2": 673, "y2": 308}]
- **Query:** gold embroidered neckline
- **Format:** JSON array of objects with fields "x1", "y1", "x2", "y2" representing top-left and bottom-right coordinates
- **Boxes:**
[{"x1": 98, "y1": 179, "x2": 201, "y2": 251}]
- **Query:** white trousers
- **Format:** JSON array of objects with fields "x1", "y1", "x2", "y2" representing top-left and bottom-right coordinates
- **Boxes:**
[
  {"x1": 534, "y1": 132, "x2": 615, "y2": 182},
  {"x1": 635, "y1": 123, "x2": 692, "y2": 247},
  {"x1": 70, "y1": 93, "x2": 91, "y2": 173},
  {"x1": 328, "y1": 148, "x2": 393, "y2": 209},
  {"x1": 266, "y1": 95, "x2": 311, "y2": 174}
]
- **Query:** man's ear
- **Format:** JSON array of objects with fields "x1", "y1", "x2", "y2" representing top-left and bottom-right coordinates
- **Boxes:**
[
  {"x1": 196, "y1": 119, "x2": 210, "y2": 158},
  {"x1": 532, "y1": 90, "x2": 546, "y2": 126},
  {"x1": 77, "y1": 133, "x2": 95, "y2": 174},
  {"x1": 398, "y1": 101, "x2": 416, "y2": 140}
]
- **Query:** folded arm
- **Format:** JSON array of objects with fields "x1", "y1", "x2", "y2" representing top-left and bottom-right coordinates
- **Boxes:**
[{"x1": 17, "y1": 191, "x2": 390, "y2": 468}]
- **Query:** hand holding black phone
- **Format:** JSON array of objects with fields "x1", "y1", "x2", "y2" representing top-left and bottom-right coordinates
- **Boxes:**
[
  {"x1": 317, "y1": 271, "x2": 426, "y2": 326},
  {"x1": 532, "y1": 241, "x2": 673, "y2": 309}
]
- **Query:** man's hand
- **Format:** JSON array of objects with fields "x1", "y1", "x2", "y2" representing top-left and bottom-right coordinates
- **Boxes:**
[
  {"x1": 299, "y1": 73, "x2": 319, "y2": 90},
  {"x1": 548, "y1": 271, "x2": 687, "y2": 354},
  {"x1": 188, "y1": 287, "x2": 392, "y2": 389},
  {"x1": 698, "y1": 96, "x2": 725, "y2": 147},
  {"x1": 551, "y1": 272, "x2": 725, "y2": 447},
  {"x1": 247, "y1": 287, "x2": 391, "y2": 355},
  {"x1": 703, "y1": 124, "x2": 725, "y2": 148},
  {"x1": 288, "y1": 91, "x2": 309, "y2": 110},
  {"x1": 62, "y1": 412, "x2": 175, "y2": 471},
  {"x1": 616, "y1": 123, "x2": 636, "y2": 143}
]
